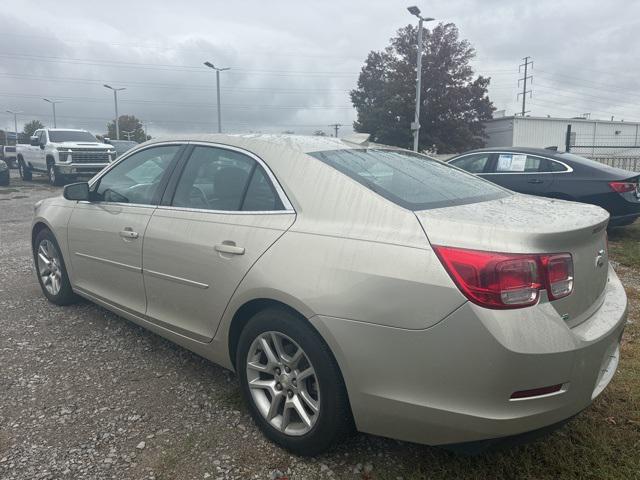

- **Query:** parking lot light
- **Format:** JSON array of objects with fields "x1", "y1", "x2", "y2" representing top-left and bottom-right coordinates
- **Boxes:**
[
  {"x1": 103, "y1": 84, "x2": 126, "y2": 140},
  {"x1": 42, "y1": 98, "x2": 62, "y2": 128}
]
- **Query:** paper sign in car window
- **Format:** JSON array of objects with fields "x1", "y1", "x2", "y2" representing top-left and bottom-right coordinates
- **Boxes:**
[
  {"x1": 497, "y1": 154, "x2": 513, "y2": 171},
  {"x1": 511, "y1": 154, "x2": 527, "y2": 171},
  {"x1": 497, "y1": 154, "x2": 526, "y2": 172}
]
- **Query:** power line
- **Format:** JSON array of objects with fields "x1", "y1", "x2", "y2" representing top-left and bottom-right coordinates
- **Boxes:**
[
  {"x1": 0, "y1": 72, "x2": 351, "y2": 93},
  {"x1": 0, "y1": 92, "x2": 354, "y2": 110},
  {"x1": 0, "y1": 52, "x2": 359, "y2": 76}
]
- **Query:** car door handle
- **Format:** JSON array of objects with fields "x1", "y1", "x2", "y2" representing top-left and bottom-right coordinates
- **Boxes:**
[
  {"x1": 215, "y1": 242, "x2": 245, "y2": 255},
  {"x1": 527, "y1": 178, "x2": 543, "y2": 184},
  {"x1": 119, "y1": 228, "x2": 139, "y2": 239}
]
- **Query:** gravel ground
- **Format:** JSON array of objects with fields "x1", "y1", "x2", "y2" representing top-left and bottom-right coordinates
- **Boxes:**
[{"x1": 1, "y1": 170, "x2": 638, "y2": 480}]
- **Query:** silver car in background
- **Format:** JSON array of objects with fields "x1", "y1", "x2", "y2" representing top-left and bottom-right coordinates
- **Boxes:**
[{"x1": 31, "y1": 134, "x2": 627, "y2": 455}]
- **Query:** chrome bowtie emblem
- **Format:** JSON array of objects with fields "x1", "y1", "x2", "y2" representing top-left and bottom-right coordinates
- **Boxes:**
[{"x1": 595, "y1": 249, "x2": 606, "y2": 268}]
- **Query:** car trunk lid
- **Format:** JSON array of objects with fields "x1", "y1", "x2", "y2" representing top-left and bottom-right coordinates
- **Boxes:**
[{"x1": 416, "y1": 193, "x2": 610, "y2": 326}]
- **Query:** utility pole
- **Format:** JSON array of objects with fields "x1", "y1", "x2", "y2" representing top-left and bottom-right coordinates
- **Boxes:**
[
  {"x1": 328, "y1": 123, "x2": 343, "y2": 137},
  {"x1": 407, "y1": 6, "x2": 435, "y2": 152},
  {"x1": 5, "y1": 109, "x2": 21, "y2": 145},
  {"x1": 204, "y1": 61, "x2": 230, "y2": 133},
  {"x1": 122, "y1": 130, "x2": 135, "y2": 141},
  {"x1": 43, "y1": 98, "x2": 62, "y2": 128},
  {"x1": 104, "y1": 84, "x2": 126, "y2": 139},
  {"x1": 517, "y1": 56, "x2": 533, "y2": 116}
]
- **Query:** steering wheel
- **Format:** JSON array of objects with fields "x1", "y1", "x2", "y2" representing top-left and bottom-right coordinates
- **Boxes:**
[{"x1": 189, "y1": 186, "x2": 210, "y2": 209}]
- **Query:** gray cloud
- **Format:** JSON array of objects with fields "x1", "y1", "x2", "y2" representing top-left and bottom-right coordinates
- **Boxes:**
[{"x1": 1, "y1": 0, "x2": 640, "y2": 137}]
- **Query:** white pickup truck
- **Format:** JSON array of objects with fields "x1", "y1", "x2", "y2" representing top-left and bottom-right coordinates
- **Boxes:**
[{"x1": 17, "y1": 128, "x2": 116, "y2": 185}]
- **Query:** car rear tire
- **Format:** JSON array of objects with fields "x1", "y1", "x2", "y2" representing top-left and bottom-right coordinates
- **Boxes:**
[
  {"x1": 236, "y1": 307, "x2": 353, "y2": 456},
  {"x1": 33, "y1": 228, "x2": 78, "y2": 306},
  {"x1": 18, "y1": 158, "x2": 32, "y2": 181}
]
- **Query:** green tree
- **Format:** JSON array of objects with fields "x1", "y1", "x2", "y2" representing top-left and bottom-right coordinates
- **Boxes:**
[
  {"x1": 23, "y1": 120, "x2": 45, "y2": 138},
  {"x1": 106, "y1": 115, "x2": 147, "y2": 142},
  {"x1": 350, "y1": 23, "x2": 494, "y2": 153}
]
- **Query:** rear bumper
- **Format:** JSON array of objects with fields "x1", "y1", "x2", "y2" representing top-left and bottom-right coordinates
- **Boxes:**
[
  {"x1": 609, "y1": 212, "x2": 640, "y2": 226},
  {"x1": 310, "y1": 264, "x2": 627, "y2": 446}
]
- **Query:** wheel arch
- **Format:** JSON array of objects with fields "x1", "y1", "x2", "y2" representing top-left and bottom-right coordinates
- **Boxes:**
[
  {"x1": 32, "y1": 221, "x2": 52, "y2": 250},
  {"x1": 228, "y1": 298, "x2": 310, "y2": 370},
  {"x1": 227, "y1": 296, "x2": 356, "y2": 428},
  {"x1": 46, "y1": 154, "x2": 56, "y2": 166}
]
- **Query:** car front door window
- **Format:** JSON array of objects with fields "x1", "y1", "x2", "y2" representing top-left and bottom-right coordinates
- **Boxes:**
[
  {"x1": 93, "y1": 145, "x2": 181, "y2": 205},
  {"x1": 451, "y1": 153, "x2": 490, "y2": 174}
]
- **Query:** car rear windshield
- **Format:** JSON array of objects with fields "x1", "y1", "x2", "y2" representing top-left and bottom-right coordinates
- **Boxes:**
[
  {"x1": 49, "y1": 130, "x2": 97, "y2": 143},
  {"x1": 309, "y1": 148, "x2": 509, "y2": 210}
]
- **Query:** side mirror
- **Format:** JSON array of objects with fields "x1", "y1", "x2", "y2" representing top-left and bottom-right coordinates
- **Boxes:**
[
  {"x1": 30, "y1": 136, "x2": 39, "y2": 146},
  {"x1": 63, "y1": 182, "x2": 90, "y2": 201}
]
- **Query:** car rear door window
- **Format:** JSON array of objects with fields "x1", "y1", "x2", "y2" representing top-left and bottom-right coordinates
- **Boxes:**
[
  {"x1": 541, "y1": 159, "x2": 569, "y2": 172},
  {"x1": 172, "y1": 146, "x2": 283, "y2": 212},
  {"x1": 309, "y1": 148, "x2": 508, "y2": 210},
  {"x1": 450, "y1": 153, "x2": 490, "y2": 173}
]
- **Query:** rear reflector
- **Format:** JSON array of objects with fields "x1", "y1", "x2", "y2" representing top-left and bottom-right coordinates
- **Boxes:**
[
  {"x1": 510, "y1": 384, "x2": 563, "y2": 400},
  {"x1": 609, "y1": 181, "x2": 637, "y2": 193},
  {"x1": 433, "y1": 246, "x2": 573, "y2": 309}
]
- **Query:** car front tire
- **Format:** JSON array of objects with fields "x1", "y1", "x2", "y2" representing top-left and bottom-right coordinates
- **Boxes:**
[
  {"x1": 33, "y1": 228, "x2": 78, "y2": 306},
  {"x1": 236, "y1": 307, "x2": 353, "y2": 456},
  {"x1": 47, "y1": 164, "x2": 64, "y2": 186}
]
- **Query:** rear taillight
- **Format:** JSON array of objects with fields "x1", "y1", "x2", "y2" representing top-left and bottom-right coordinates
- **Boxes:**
[
  {"x1": 433, "y1": 246, "x2": 573, "y2": 309},
  {"x1": 542, "y1": 254, "x2": 573, "y2": 300},
  {"x1": 609, "y1": 181, "x2": 636, "y2": 193}
]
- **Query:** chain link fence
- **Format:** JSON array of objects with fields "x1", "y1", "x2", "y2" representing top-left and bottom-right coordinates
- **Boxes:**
[{"x1": 565, "y1": 125, "x2": 640, "y2": 172}]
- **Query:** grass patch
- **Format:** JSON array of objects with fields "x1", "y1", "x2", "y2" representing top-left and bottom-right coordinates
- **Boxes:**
[{"x1": 609, "y1": 222, "x2": 640, "y2": 268}]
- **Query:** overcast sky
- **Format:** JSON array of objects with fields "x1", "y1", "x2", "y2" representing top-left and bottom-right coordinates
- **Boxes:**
[{"x1": 1, "y1": 0, "x2": 639, "y2": 137}]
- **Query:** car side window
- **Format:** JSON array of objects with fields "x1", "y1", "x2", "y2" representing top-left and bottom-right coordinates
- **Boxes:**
[
  {"x1": 540, "y1": 159, "x2": 569, "y2": 172},
  {"x1": 242, "y1": 166, "x2": 283, "y2": 211},
  {"x1": 40, "y1": 131, "x2": 47, "y2": 143},
  {"x1": 450, "y1": 153, "x2": 490, "y2": 174},
  {"x1": 172, "y1": 146, "x2": 283, "y2": 212},
  {"x1": 93, "y1": 145, "x2": 181, "y2": 205}
]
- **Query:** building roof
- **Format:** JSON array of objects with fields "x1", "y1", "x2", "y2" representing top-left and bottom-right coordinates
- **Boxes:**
[{"x1": 488, "y1": 115, "x2": 640, "y2": 126}]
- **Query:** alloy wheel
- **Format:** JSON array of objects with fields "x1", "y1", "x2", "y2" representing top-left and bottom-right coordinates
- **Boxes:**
[
  {"x1": 37, "y1": 239, "x2": 63, "y2": 296},
  {"x1": 246, "y1": 331, "x2": 321, "y2": 436},
  {"x1": 48, "y1": 165, "x2": 56, "y2": 185}
]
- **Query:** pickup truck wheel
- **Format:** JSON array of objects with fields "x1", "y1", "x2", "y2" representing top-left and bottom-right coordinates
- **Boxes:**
[
  {"x1": 48, "y1": 164, "x2": 64, "y2": 186},
  {"x1": 34, "y1": 228, "x2": 78, "y2": 306},
  {"x1": 18, "y1": 159, "x2": 32, "y2": 181}
]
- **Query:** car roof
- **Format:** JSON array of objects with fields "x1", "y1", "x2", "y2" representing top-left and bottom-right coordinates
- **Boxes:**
[
  {"x1": 457, "y1": 146, "x2": 568, "y2": 157},
  {"x1": 46, "y1": 128, "x2": 91, "y2": 132},
  {"x1": 141, "y1": 133, "x2": 383, "y2": 154}
]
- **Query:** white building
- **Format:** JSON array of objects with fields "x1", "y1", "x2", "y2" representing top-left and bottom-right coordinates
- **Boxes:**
[{"x1": 485, "y1": 116, "x2": 640, "y2": 156}]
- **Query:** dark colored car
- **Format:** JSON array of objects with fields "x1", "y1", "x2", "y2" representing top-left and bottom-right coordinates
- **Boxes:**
[
  {"x1": 448, "y1": 147, "x2": 640, "y2": 227},
  {"x1": 0, "y1": 159, "x2": 9, "y2": 186}
]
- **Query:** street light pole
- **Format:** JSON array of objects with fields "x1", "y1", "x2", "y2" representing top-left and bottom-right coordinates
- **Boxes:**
[
  {"x1": 103, "y1": 84, "x2": 126, "y2": 140},
  {"x1": 203, "y1": 61, "x2": 230, "y2": 133},
  {"x1": 5, "y1": 109, "x2": 22, "y2": 145},
  {"x1": 407, "y1": 6, "x2": 435, "y2": 152},
  {"x1": 43, "y1": 98, "x2": 62, "y2": 128}
]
